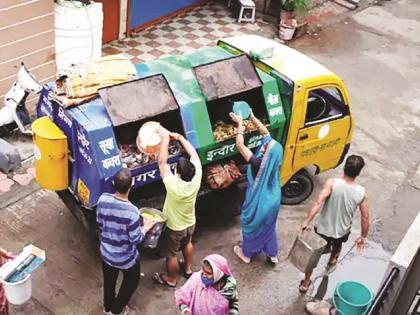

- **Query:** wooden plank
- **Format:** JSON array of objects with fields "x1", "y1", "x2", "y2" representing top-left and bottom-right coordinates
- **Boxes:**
[
  {"x1": 0, "y1": 0, "x2": 35, "y2": 10},
  {"x1": 0, "y1": 0, "x2": 53, "y2": 29},
  {"x1": 0, "y1": 13, "x2": 54, "y2": 46},
  {"x1": 0, "y1": 30, "x2": 54, "y2": 63},
  {"x1": 0, "y1": 62, "x2": 55, "y2": 99},
  {"x1": 0, "y1": 46, "x2": 55, "y2": 78}
]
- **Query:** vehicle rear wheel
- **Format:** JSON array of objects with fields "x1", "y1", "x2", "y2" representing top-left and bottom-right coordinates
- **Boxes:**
[
  {"x1": 281, "y1": 169, "x2": 314, "y2": 205},
  {"x1": 56, "y1": 189, "x2": 98, "y2": 239}
]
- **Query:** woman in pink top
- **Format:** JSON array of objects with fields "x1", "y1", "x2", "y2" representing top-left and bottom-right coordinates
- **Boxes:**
[{"x1": 175, "y1": 254, "x2": 239, "y2": 315}]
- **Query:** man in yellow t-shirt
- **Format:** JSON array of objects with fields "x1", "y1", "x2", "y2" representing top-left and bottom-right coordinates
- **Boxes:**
[{"x1": 153, "y1": 128, "x2": 202, "y2": 288}]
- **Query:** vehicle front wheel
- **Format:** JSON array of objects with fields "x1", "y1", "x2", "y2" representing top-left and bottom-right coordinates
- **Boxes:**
[{"x1": 281, "y1": 169, "x2": 314, "y2": 205}]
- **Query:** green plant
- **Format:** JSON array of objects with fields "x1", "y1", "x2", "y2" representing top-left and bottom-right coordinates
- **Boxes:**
[{"x1": 282, "y1": 0, "x2": 310, "y2": 13}]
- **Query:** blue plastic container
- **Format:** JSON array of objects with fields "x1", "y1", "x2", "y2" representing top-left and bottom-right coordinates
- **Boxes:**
[
  {"x1": 140, "y1": 207, "x2": 167, "y2": 249},
  {"x1": 333, "y1": 281, "x2": 373, "y2": 315},
  {"x1": 232, "y1": 101, "x2": 251, "y2": 119}
]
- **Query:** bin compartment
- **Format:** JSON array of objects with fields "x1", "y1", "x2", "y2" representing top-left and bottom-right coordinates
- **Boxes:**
[
  {"x1": 99, "y1": 74, "x2": 184, "y2": 169},
  {"x1": 193, "y1": 54, "x2": 269, "y2": 143}
]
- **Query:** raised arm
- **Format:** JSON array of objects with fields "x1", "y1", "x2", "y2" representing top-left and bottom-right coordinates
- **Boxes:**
[
  {"x1": 250, "y1": 110, "x2": 270, "y2": 137},
  {"x1": 302, "y1": 178, "x2": 334, "y2": 231},
  {"x1": 157, "y1": 128, "x2": 170, "y2": 178},
  {"x1": 230, "y1": 113, "x2": 253, "y2": 162},
  {"x1": 171, "y1": 133, "x2": 199, "y2": 161},
  {"x1": 356, "y1": 194, "x2": 370, "y2": 251}
]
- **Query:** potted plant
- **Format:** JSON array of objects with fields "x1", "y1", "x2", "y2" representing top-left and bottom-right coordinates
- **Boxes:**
[
  {"x1": 281, "y1": 0, "x2": 310, "y2": 20},
  {"x1": 279, "y1": 0, "x2": 310, "y2": 40}
]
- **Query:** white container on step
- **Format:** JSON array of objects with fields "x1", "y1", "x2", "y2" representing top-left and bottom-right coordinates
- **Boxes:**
[
  {"x1": 279, "y1": 19, "x2": 297, "y2": 41},
  {"x1": 54, "y1": 0, "x2": 103, "y2": 70},
  {"x1": 1, "y1": 274, "x2": 32, "y2": 305}
]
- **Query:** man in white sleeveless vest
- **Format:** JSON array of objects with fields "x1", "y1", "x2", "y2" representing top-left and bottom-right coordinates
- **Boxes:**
[{"x1": 299, "y1": 155, "x2": 370, "y2": 293}]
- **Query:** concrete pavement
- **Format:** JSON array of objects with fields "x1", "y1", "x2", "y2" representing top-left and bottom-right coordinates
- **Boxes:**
[{"x1": 1, "y1": 0, "x2": 420, "y2": 313}]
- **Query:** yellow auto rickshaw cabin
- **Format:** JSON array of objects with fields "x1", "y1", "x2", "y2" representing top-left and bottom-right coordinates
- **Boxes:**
[{"x1": 219, "y1": 35, "x2": 354, "y2": 188}]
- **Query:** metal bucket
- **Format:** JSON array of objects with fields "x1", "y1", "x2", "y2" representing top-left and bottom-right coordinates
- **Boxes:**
[
  {"x1": 137, "y1": 121, "x2": 162, "y2": 155},
  {"x1": 140, "y1": 207, "x2": 167, "y2": 249},
  {"x1": 289, "y1": 230, "x2": 327, "y2": 273}
]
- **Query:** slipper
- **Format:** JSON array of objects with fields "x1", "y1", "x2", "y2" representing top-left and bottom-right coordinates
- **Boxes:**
[
  {"x1": 179, "y1": 261, "x2": 193, "y2": 279},
  {"x1": 299, "y1": 280, "x2": 312, "y2": 294},
  {"x1": 233, "y1": 245, "x2": 251, "y2": 264},
  {"x1": 152, "y1": 273, "x2": 177, "y2": 288}
]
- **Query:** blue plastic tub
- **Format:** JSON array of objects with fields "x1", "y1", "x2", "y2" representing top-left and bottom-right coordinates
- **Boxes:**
[{"x1": 333, "y1": 281, "x2": 373, "y2": 315}]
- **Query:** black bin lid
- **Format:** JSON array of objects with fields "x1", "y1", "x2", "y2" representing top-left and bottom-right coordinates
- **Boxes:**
[
  {"x1": 193, "y1": 54, "x2": 262, "y2": 102},
  {"x1": 99, "y1": 74, "x2": 179, "y2": 127}
]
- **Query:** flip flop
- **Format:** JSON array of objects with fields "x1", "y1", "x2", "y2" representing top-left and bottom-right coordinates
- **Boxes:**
[
  {"x1": 152, "y1": 273, "x2": 177, "y2": 288},
  {"x1": 179, "y1": 261, "x2": 193, "y2": 279},
  {"x1": 299, "y1": 280, "x2": 312, "y2": 294},
  {"x1": 267, "y1": 256, "x2": 279, "y2": 265},
  {"x1": 233, "y1": 245, "x2": 251, "y2": 264}
]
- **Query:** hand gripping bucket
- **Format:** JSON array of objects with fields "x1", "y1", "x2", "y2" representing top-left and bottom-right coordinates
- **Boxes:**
[
  {"x1": 289, "y1": 230, "x2": 327, "y2": 273},
  {"x1": 1, "y1": 273, "x2": 32, "y2": 305},
  {"x1": 333, "y1": 281, "x2": 373, "y2": 315},
  {"x1": 140, "y1": 208, "x2": 167, "y2": 249}
]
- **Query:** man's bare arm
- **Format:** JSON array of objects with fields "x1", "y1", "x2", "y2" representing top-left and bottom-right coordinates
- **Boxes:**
[
  {"x1": 359, "y1": 195, "x2": 370, "y2": 238},
  {"x1": 157, "y1": 129, "x2": 170, "y2": 178},
  {"x1": 302, "y1": 178, "x2": 334, "y2": 230},
  {"x1": 179, "y1": 136, "x2": 199, "y2": 161},
  {"x1": 355, "y1": 194, "x2": 370, "y2": 251}
]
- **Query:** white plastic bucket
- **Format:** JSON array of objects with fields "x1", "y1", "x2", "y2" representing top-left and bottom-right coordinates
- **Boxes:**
[
  {"x1": 1, "y1": 274, "x2": 32, "y2": 305},
  {"x1": 279, "y1": 22, "x2": 296, "y2": 41},
  {"x1": 54, "y1": 1, "x2": 103, "y2": 70}
]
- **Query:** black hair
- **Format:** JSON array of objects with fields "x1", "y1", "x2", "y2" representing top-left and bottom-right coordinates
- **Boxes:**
[
  {"x1": 344, "y1": 155, "x2": 365, "y2": 178},
  {"x1": 113, "y1": 168, "x2": 132, "y2": 193},
  {"x1": 177, "y1": 157, "x2": 196, "y2": 182}
]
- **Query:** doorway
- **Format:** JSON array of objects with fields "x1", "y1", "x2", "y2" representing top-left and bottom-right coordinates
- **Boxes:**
[{"x1": 97, "y1": 0, "x2": 120, "y2": 43}]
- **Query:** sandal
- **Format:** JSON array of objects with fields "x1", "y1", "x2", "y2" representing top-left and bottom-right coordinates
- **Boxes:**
[
  {"x1": 152, "y1": 273, "x2": 177, "y2": 288},
  {"x1": 267, "y1": 256, "x2": 279, "y2": 265},
  {"x1": 233, "y1": 245, "x2": 251, "y2": 264},
  {"x1": 179, "y1": 261, "x2": 193, "y2": 279},
  {"x1": 299, "y1": 280, "x2": 312, "y2": 294}
]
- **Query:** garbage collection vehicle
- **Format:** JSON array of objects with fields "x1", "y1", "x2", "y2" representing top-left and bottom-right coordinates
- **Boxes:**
[{"x1": 35, "y1": 35, "x2": 354, "y2": 234}]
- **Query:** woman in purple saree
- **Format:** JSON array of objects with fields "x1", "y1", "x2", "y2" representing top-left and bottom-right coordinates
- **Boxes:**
[{"x1": 230, "y1": 111, "x2": 283, "y2": 264}]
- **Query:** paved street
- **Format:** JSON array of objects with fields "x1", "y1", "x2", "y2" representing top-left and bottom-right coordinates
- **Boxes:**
[{"x1": 1, "y1": 0, "x2": 420, "y2": 314}]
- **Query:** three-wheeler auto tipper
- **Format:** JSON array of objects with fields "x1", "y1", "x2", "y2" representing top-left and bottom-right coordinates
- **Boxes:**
[{"x1": 36, "y1": 35, "x2": 354, "y2": 233}]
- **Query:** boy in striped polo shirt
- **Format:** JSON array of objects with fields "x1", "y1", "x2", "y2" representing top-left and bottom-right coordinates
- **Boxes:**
[{"x1": 97, "y1": 168, "x2": 154, "y2": 315}]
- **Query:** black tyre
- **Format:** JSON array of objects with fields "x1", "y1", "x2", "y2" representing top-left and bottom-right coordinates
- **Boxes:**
[
  {"x1": 281, "y1": 169, "x2": 314, "y2": 205},
  {"x1": 56, "y1": 189, "x2": 98, "y2": 239}
]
